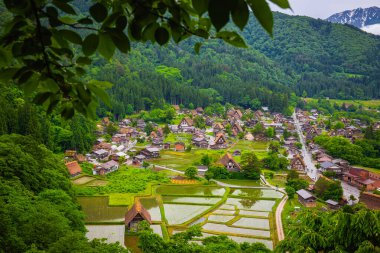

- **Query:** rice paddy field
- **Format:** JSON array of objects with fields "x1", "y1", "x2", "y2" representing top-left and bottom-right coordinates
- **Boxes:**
[
  {"x1": 79, "y1": 184, "x2": 284, "y2": 251},
  {"x1": 305, "y1": 98, "x2": 380, "y2": 109}
]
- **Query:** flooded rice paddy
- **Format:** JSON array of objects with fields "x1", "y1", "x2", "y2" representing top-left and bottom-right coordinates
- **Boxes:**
[{"x1": 79, "y1": 184, "x2": 283, "y2": 251}]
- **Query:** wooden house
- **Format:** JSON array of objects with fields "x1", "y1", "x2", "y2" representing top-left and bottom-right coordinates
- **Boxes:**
[
  {"x1": 232, "y1": 123, "x2": 243, "y2": 136},
  {"x1": 195, "y1": 107, "x2": 204, "y2": 114},
  {"x1": 93, "y1": 160, "x2": 119, "y2": 175},
  {"x1": 133, "y1": 155, "x2": 146, "y2": 166},
  {"x1": 140, "y1": 147, "x2": 160, "y2": 158},
  {"x1": 65, "y1": 161, "x2": 82, "y2": 177},
  {"x1": 219, "y1": 153, "x2": 241, "y2": 172},
  {"x1": 210, "y1": 133, "x2": 227, "y2": 149},
  {"x1": 178, "y1": 117, "x2": 195, "y2": 133},
  {"x1": 163, "y1": 143, "x2": 171, "y2": 150},
  {"x1": 174, "y1": 142, "x2": 186, "y2": 151},
  {"x1": 296, "y1": 189, "x2": 317, "y2": 207},
  {"x1": 192, "y1": 137, "x2": 209, "y2": 148},
  {"x1": 92, "y1": 149, "x2": 109, "y2": 160},
  {"x1": 125, "y1": 201, "x2": 152, "y2": 232},
  {"x1": 213, "y1": 123, "x2": 224, "y2": 133},
  {"x1": 343, "y1": 168, "x2": 379, "y2": 191},
  {"x1": 291, "y1": 155, "x2": 306, "y2": 171},
  {"x1": 319, "y1": 161, "x2": 342, "y2": 175}
]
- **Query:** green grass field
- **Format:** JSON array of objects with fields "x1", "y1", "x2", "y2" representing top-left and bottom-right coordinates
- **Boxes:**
[
  {"x1": 232, "y1": 140, "x2": 269, "y2": 151},
  {"x1": 217, "y1": 179, "x2": 262, "y2": 187}
]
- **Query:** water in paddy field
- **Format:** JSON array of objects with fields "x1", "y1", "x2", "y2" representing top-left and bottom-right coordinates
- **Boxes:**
[
  {"x1": 78, "y1": 196, "x2": 128, "y2": 222},
  {"x1": 155, "y1": 185, "x2": 226, "y2": 196}
]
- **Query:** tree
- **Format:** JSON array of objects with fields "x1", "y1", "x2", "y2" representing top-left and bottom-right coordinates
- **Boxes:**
[
  {"x1": 142, "y1": 161, "x2": 150, "y2": 169},
  {"x1": 105, "y1": 123, "x2": 118, "y2": 136},
  {"x1": 285, "y1": 186, "x2": 295, "y2": 199},
  {"x1": 265, "y1": 127, "x2": 275, "y2": 138},
  {"x1": 268, "y1": 141, "x2": 281, "y2": 153},
  {"x1": 144, "y1": 122, "x2": 154, "y2": 136},
  {"x1": 333, "y1": 121, "x2": 345, "y2": 130},
  {"x1": 201, "y1": 154, "x2": 211, "y2": 166},
  {"x1": 185, "y1": 167, "x2": 197, "y2": 179},
  {"x1": 287, "y1": 170, "x2": 299, "y2": 181},
  {"x1": 252, "y1": 123, "x2": 264, "y2": 135},
  {"x1": 207, "y1": 165, "x2": 229, "y2": 179},
  {"x1": 163, "y1": 124, "x2": 170, "y2": 136},
  {"x1": 194, "y1": 116, "x2": 206, "y2": 129},
  {"x1": 205, "y1": 170, "x2": 214, "y2": 182},
  {"x1": 186, "y1": 145, "x2": 192, "y2": 152},
  {"x1": 240, "y1": 151, "x2": 261, "y2": 180}
]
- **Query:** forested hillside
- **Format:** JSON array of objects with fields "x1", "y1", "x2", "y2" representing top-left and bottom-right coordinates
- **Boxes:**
[{"x1": 86, "y1": 11, "x2": 380, "y2": 118}]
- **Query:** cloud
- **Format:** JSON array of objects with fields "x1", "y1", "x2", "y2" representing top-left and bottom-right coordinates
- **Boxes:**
[{"x1": 362, "y1": 24, "x2": 380, "y2": 35}]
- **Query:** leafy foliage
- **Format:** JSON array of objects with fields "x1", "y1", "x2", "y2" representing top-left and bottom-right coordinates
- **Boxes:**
[{"x1": 0, "y1": 0, "x2": 290, "y2": 118}]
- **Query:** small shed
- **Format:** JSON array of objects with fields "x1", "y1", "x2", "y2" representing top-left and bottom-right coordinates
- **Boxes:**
[
  {"x1": 296, "y1": 189, "x2": 317, "y2": 207},
  {"x1": 125, "y1": 201, "x2": 152, "y2": 232},
  {"x1": 174, "y1": 142, "x2": 186, "y2": 151}
]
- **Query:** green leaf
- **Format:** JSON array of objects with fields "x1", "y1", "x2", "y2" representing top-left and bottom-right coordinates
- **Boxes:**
[
  {"x1": 52, "y1": 0, "x2": 76, "y2": 15},
  {"x1": 90, "y1": 3, "x2": 108, "y2": 23},
  {"x1": 61, "y1": 103, "x2": 75, "y2": 119},
  {"x1": 58, "y1": 16, "x2": 77, "y2": 25},
  {"x1": 78, "y1": 18, "x2": 93, "y2": 25},
  {"x1": 154, "y1": 27, "x2": 170, "y2": 45},
  {"x1": 0, "y1": 47, "x2": 10, "y2": 65},
  {"x1": 77, "y1": 56, "x2": 92, "y2": 65},
  {"x1": 98, "y1": 33, "x2": 115, "y2": 60},
  {"x1": 33, "y1": 92, "x2": 52, "y2": 105},
  {"x1": 116, "y1": 16, "x2": 128, "y2": 31},
  {"x1": 216, "y1": 31, "x2": 247, "y2": 48},
  {"x1": 192, "y1": 0, "x2": 209, "y2": 15},
  {"x1": 194, "y1": 42, "x2": 202, "y2": 54},
  {"x1": 208, "y1": 0, "x2": 230, "y2": 31},
  {"x1": 109, "y1": 30, "x2": 131, "y2": 53},
  {"x1": 59, "y1": 29, "x2": 82, "y2": 45},
  {"x1": 82, "y1": 34, "x2": 99, "y2": 56},
  {"x1": 269, "y1": 0, "x2": 291, "y2": 9},
  {"x1": 247, "y1": 0, "x2": 273, "y2": 35},
  {"x1": 232, "y1": 0, "x2": 249, "y2": 30},
  {"x1": 195, "y1": 29, "x2": 209, "y2": 39}
]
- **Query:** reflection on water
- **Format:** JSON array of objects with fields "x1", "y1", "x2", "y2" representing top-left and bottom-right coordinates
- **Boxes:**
[
  {"x1": 140, "y1": 198, "x2": 161, "y2": 221},
  {"x1": 78, "y1": 196, "x2": 128, "y2": 222},
  {"x1": 156, "y1": 185, "x2": 225, "y2": 196}
]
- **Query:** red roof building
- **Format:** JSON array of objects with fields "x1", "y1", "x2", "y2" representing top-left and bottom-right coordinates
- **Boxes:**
[{"x1": 65, "y1": 161, "x2": 82, "y2": 177}]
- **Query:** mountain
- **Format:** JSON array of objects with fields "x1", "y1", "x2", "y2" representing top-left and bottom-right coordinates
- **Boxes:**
[
  {"x1": 88, "y1": 12, "x2": 380, "y2": 117},
  {"x1": 326, "y1": 6, "x2": 380, "y2": 34}
]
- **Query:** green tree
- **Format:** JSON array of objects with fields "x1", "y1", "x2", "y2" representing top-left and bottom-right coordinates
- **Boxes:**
[
  {"x1": 144, "y1": 122, "x2": 154, "y2": 136},
  {"x1": 285, "y1": 186, "x2": 295, "y2": 199},
  {"x1": 240, "y1": 151, "x2": 261, "y2": 180},
  {"x1": 185, "y1": 167, "x2": 197, "y2": 179},
  {"x1": 201, "y1": 155, "x2": 211, "y2": 166},
  {"x1": 266, "y1": 127, "x2": 275, "y2": 138},
  {"x1": 207, "y1": 165, "x2": 229, "y2": 179},
  {"x1": 194, "y1": 116, "x2": 206, "y2": 129},
  {"x1": 142, "y1": 161, "x2": 150, "y2": 169}
]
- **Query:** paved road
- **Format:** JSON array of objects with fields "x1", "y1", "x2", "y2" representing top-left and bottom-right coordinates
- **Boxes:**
[
  {"x1": 341, "y1": 181, "x2": 360, "y2": 204},
  {"x1": 292, "y1": 112, "x2": 319, "y2": 181}
]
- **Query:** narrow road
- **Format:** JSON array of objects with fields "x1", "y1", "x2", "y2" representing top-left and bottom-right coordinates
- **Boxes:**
[
  {"x1": 292, "y1": 112, "x2": 319, "y2": 181},
  {"x1": 275, "y1": 195, "x2": 287, "y2": 241}
]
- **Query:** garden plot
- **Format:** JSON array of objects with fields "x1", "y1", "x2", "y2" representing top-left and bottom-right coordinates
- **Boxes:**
[
  {"x1": 233, "y1": 217, "x2": 270, "y2": 230},
  {"x1": 140, "y1": 197, "x2": 161, "y2": 221},
  {"x1": 208, "y1": 215, "x2": 235, "y2": 223},
  {"x1": 164, "y1": 204, "x2": 211, "y2": 225},
  {"x1": 230, "y1": 188, "x2": 283, "y2": 199},
  {"x1": 202, "y1": 223, "x2": 271, "y2": 238},
  {"x1": 226, "y1": 198, "x2": 276, "y2": 211},
  {"x1": 238, "y1": 210, "x2": 269, "y2": 218},
  {"x1": 72, "y1": 176, "x2": 96, "y2": 185},
  {"x1": 163, "y1": 196, "x2": 221, "y2": 205},
  {"x1": 156, "y1": 185, "x2": 225, "y2": 196}
]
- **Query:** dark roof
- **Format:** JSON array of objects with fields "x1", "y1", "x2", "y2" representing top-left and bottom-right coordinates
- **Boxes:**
[
  {"x1": 326, "y1": 199, "x2": 339, "y2": 206},
  {"x1": 125, "y1": 201, "x2": 152, "y2": 225},
  {"x1": 320, "y1": 161, "x2": 336, "y2": 169},
  {"x1": 219, "y1": 153, "x2": 241, "y2": 170}
]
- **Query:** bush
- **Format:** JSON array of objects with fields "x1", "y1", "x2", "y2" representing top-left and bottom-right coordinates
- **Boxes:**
[
  {"x1": 185, "y1": 167, "x2": 197, "y2": 179},
  {"x1": 207, "y1": 165, "x2": 229, "y2": 179},
  {"x1": 285, "y1": 186, "x2": 296, "y2": 199}
]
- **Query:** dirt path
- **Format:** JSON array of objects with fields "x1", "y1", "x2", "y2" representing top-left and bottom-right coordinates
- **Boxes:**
[{"x1": 275, "y1": 195, "x2": 288, "y2": 241}]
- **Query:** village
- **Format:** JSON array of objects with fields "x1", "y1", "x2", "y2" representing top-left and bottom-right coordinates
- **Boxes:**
[{"x1": 64, "y1": 103, "x2": 380, "y2": 249}]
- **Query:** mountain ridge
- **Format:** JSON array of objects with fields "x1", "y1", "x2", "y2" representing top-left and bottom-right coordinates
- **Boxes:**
[{"x1": 326, "y1": 6, "x2": 380, "y2": 28}]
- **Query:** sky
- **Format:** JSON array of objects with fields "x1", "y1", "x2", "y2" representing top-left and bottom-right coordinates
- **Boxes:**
[{"x1": 270, "y1": 0, "x2": 380, "y2": 19}]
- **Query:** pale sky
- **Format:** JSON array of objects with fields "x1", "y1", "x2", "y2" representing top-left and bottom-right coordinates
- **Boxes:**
[{"x1": 270, "y1": 0, "x2": 380, "y2": 19}]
